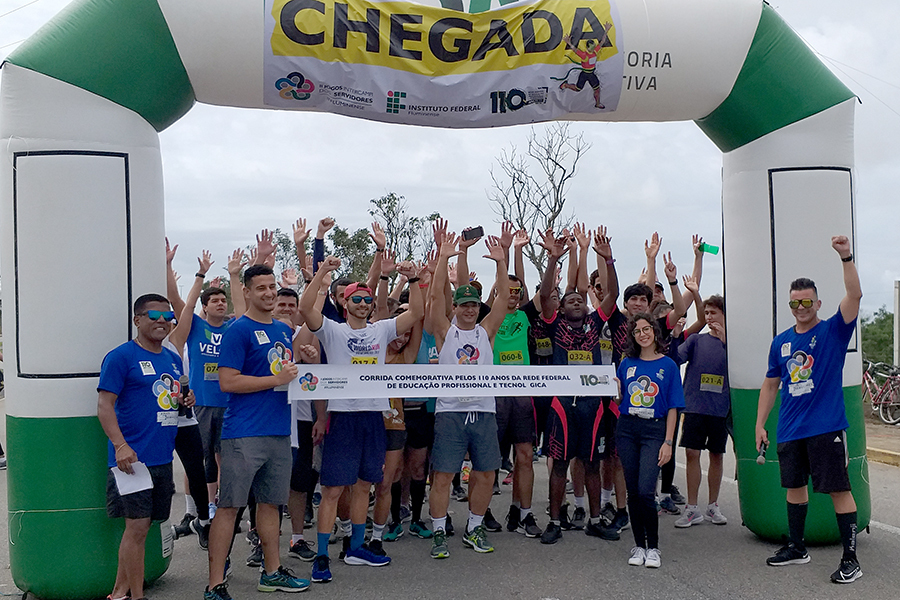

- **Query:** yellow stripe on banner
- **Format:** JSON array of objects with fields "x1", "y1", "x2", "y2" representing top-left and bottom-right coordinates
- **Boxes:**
[{"x1": 271, "y1": 0, "x2": 618, "y2": 76}]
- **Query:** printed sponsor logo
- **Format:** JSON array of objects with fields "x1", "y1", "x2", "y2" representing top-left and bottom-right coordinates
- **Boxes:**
[{"x1": 275, "y1": 71, "x2": 316, "y2": 100}]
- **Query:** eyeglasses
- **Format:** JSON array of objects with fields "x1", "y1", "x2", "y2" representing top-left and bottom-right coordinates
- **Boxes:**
[
  {"x1": 509, "y1": 287, "x2": 522, "y2": 295},
  {"x1": 788, "y1": 299, "x2": 815, "y2": 309},
  {"x1": 632, "y1": 325, "x2": 654, "y2": 337},
  {"x1": 141, "y1": 310, "x2": 176, "y2": 322},
  {"x1": 349, "y1": 296, "x2": 374, "y2": 305}
]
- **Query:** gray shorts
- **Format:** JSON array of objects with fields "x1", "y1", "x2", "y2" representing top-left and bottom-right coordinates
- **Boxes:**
[
  {"x1": 195, "y1": 405, "x2": 226, "y2": 454},
  {"x1": 432, "y1": 412, "x2": 501, "y2": 474},
  {"x1": 218, "y1": 436, "x2": 292, "y2": 507}
]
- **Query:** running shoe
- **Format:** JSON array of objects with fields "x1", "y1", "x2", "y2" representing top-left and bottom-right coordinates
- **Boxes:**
[
  {"x1": 338, "y1": 537, "x2": 350, "y2": 560},
  {"x1": 483, "y1": 509, "x2": 502, "y2": 533},
  {"x1": 585, "y1": 521, "x2": 620, "y2": 540},
  {"x1": 540, "y1": 522, "x2": 562, "y2": 545},
  {"x1": 399, "y1": 505, "x2": 412, "y2": 523},
  {"x1": 571, "y1": 507, "x2": 586, "y2": 530},
  {"x1": 343, "y1": 544, "x2": 391, "y2": 566},
  {"x1": 766, "y1": 543, "x2": 810, "y2": 566},
  {"x1": 204, "y1": 583, "x2": 233, "y2": 600},
  {"x1": 558, "y1": 504, "x2": 574, "y2": 531},
  {"x1": 644, "y1": 548, "x2": 661, "y2": 568},
  {"x1": 288, "y1": 540, "x2": 316, "y2": 562},
  {"x1": 431, "y1": 530, "x2": 450, "y2": 559},
  {"x1": 409, "y1": 520, "x2": 433, "y2": 539},
  {"x1": 506, "y1": 505, "x2": 521, "y2": 532},
  {"x1": 492, "y1": 481, "x2": 501, "y2": 496},
  {"x1": 517, "y1": 512, "x2": 542, "y2": 538},
  {"x1": 446, "y1": 514, "x2": 455, "y2": 537},
  {"x1": 610, "y1": 510, "x2": 630, "y2": 532},
  {"x1": 501, "y1": 457, "x2": 514, "y2": 473},
  {"x1": 366, "y1": 539, "x2": 387, "y2": 557},
  {"x1": 304, "y1": 505, "x2": 314, "y2": 529},
  {"x1": 831, "y1": 558, "x2": 863, "y2": 584},
  {"x1": 452, "y1": 486, "x2": 468, "y2": 503},
  {"x1": 172, "y1": 513, "x2": 195, "y2": 539},
  {"x1": 669, "y1": 485, "x2": 686, "y2": 505},
  {"x1": 674, "y1": 508, "x2": 704, "y2": 528},
  {"x1": 311, "y1": 555, "x2": 332, "y2": 583},
  {"x1": 502, "y1": 472, "x2": 514, "y2": 486},
  {"x1": 258, "y1": 565, "x2": 311, "y2": 592},
  {"x1": 627, "y1": 546, "x2": 646, "y2": 566},
  {"x1": 461, "y1": 464, "x2": 471, "y2": 483},
  {"x1": 191, "y1": 517, "x2": 210, "y2": 550},
  {"x1": 383, "y1": 521, "x2": 404, "y2": 541},
  {"x1": 246, "y1": 541, "x2": 263, "y2": 568},
  {"x1": 462, "y1": 525, "x2": 494, "y2": 553},
  {"x1": 247, "y1": 528, "x2": 260, "y2": 546},
  {"x1": 312, "y1": 492, "x2": 321, "y2": 507},
  {"x1": 705, "y1": 503, "x2": 728, "y2": 525},
  {"x1": 600, "y1": 502, "x2": 616, "y2": 526},
  {"x1": 658, "y1": 496, "x2": 681, "y2": 515}
]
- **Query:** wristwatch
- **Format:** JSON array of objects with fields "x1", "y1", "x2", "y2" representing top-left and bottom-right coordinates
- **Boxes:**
[{"x1": 664, "y1": 440, "x2": 673, "y2": 446}]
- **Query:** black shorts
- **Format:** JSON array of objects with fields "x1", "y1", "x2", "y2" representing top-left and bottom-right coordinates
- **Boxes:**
[
  {"x1": 496, "y1": 396, "x2": 536, "y2": 446},
  {"x1": 546, "y1": 396, "x2": 617, "y2": 463},
  {"x1": 106, "y1": 462, "x2": 175, "y2": 521},
  {"x1": 777, "y1": 430, "x2": 851, "y2": 494},
  {"x1": 291, "y1": 421, "x2": 317, "y2": 493},
  {"x1": 679, "y1": 413, "x2": 728, "y2": 454},
  {"x1": 403, "y1": 403, "x2": 435, "y2": 450},
  {"x1": 386, "y1": 429, "x2": 408, "y2": 452},
  {"x1": 575, "y1": 70, "x2": 601, "y2": 91}
]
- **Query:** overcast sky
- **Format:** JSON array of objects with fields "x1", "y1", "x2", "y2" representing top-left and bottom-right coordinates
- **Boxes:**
[{"x1": 1, "y1": 0, "x2": 898, "y2": 314}]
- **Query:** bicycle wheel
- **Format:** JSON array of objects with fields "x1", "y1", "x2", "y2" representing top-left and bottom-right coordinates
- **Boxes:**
[{"x1": 879, "y1": 385, "x2": 900, "y2": 425}]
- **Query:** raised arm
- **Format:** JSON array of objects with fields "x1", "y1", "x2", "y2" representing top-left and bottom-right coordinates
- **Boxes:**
[
  {"x1": 539, "y1": 228, "x2": 567, "y2": 320},
  {"x1": 313, "y1": 217, "x2": 334, "y2": 274},
  {"x1": 833, "y1": 235, "x2": 862, "y2": 323},
  {"x1": 227, "y1": 248, "x2": 248, "y2": 317},
  {"x1": 253, "y1": 229, "x2": 276, "y2": 267},
  {"x1": 394, "y1": 261, "x2": 425, "y2": 334},
  {"x1": 456, "y1": 227, "x2": 482, "y2": 289},
  {"x1": 644, "y1": 231, "x2": 661, "y2": 292},
  {"x1": 564, "y1": 229, "x2": 578, "y2": 293},
  {"x1": 662, "y1": 252, "x2": 686, "y2": 320},
  {"x1": 682, "y1": 234, "x2": 704, "y2": 310},
  {"x1": 366, "y1": 222, "x2": 387, "y2": 291},
  {"x1": 292, "y1": 217, "x2": 310, "y2": 272},
  {"x1": 429, "y1": 231, "x2": 459, "y2": 347},
  {"x1": 512, "y1": 228, "x2": 530, "y2": 303},
  {"x1": 479, "y1": 236, "x2": 510, "y2": 340},
  {"x1": 680, "y1": 275, "x2": 706, "y2": 337},
  {"x1": 593, "y1": 226, "x2": 619, "y2": 317},
  {"x1": 299, "y1": 255, "x2": 341, "y2": 332},
  {"x1": 165, "y1": 237, "x2": 186, "y2": 319},
  {"x1": 374, "y1": 248, "x2": 397, "y2": 322},
  {"x1": 170, "y1": 251, "x2": 213, "y2": 352},
  {"x1": 574, "y1": 222, "x2": 591, "y2": 296}
]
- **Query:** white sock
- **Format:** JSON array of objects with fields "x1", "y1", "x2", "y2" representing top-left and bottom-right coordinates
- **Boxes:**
[
  {"x1": 574, "y1": 495, "x2": 586, "y2": 510},
  {"x1": 432, "y1": 516, "x2": 447, "y2": 532},
  {"x1": 340, "y1": 519, "x2": 352, "y2": 535},
  {"x1": 199, "y1": 518, "x2": 210, "y2": 527},
  {"x1": 520, "y1": 507, "x2": 532, "y2": 519},
  {"x1": 708, "y1": 502, "x2": 718, "y2": 510},
  {"x1": 601, "y1": 488, "x2": 613, "y2": 506},
  {"x1": 467, "y1": 512, "x2": 484, "y2": 531},
  {"x1": 372, "y1": 522, "x2": 386, "y2": 541},
  {"x1": 185, "y1": 494, "x2": 197, "y2": 516},
  {"x1": 291, "y1": 533, "x2": 304, "y2": 544},
  {"x1": 686, "y1": 504, "x2": 698, "y2": 512},
  {"x1": 589, "y1": 516, "x2": 601, "y2": 525}
]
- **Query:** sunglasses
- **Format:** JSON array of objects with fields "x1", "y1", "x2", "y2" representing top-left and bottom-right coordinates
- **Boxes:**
[
  {"x1": 142, "y1": 310, "x2": 176, "y2": 322},
  {"x1": 632, "y1": 325, "x2": 654, "y2": 337},
  {"x1": 509, "y1": 287, "x2": 522, "y2": 295},
  {"x1": 349, "y1": 296, "x2": 374, "y2": 305},
  {"x1": 788, "y1": 299, "x2": 815, "y2": 309}
]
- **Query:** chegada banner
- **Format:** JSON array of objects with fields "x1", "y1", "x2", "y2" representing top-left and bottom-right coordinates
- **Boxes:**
[{"x1": 264, "y1": 0, "x2": 624, "y2": 125}]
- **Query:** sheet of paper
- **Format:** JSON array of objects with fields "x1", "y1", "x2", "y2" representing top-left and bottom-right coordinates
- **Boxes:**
[{"x1": 111, "y1": 461, "x2": 153, "y2": 495}]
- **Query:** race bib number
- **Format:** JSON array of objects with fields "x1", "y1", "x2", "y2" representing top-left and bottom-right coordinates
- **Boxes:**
[
  {"x1": 255, "y1": 331, "x2": 271, "y2": 345},
  {"x1": 204, "y1": 362, "x2": 219, "y2": 381},
  {"x1": 157, "y1": 411, "x2": 178, "y2": 426},
  {"x1": 139, "y1": 361, "x2": 156, "y2": 376},
  {"x1": 599, "y1": 339, "x2": 613, "y2": 352},
  {"x1": 699, "y1": 374, "x2": 724, "y2": 393},
  {"x1": 788, "y1": 379, "x2": 814, "y2": 397},
  {"x1": 498, "y1": 350, "x2": 524, "y2": 365},
  {"x1": 630, "y1": 407, "x2": 655, "y2": 419},
  {"x1": 567, "y1": 350, "x2": 593, "y2": 365},
  {"x1": 351, "y1": 356, "x2": 378, "y2": 364},
  {"x1": 535, "y1": 338, "x2": 552, "y2": 356}
]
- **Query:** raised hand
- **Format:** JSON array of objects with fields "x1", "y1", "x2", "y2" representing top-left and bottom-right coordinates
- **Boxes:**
[
  {"x1": 663, "y1": 252, "x2": 677, "y2": 281},
  {"x1": 293, "y1": 218, "x2": 311, "y2": 247},
  {"x1": 197, "y1": 250, "x2": 214, "y2": 276},
  {"x1": 317, "y1": 217, "x2": 335, "y2": 237},
  {"x1": 320, "y1": 255, "x2": 341, "y2": 273},
  {"x1": 593, "y1": 225, "x2": 612, "y2": 260},
  {"x1": 280, "y1": 268, "x2": 298, "y2": 288},
  {"x1": 499, "y1": 221, "x2": 515, "y2": 250},
  {"x1": 397, "y1": 260, "x2": 417, "y2": 279},
  {"x1": 562, "y1": 228, "x2": 577, "y2": 252},
  {"x1": 381, "y1": 248, "x2": 398, "y2": 276},
  {"x1": 645, "y1": 231, "x2": 661, "y2": 260},
  {"x1": 256, "y1": 229, "x2": 276, "y2": 260},
  {"x1": 682, "y1": 274, "x2": 698, "y2": 294},
  {"x1": 439, "y1": 232, "x2": 460, "y2": 258},
  {"x1": 166, "y1": 237, "x2": 178, "y2": 265},
  {"x1": 263, "y1": 253, "x2": 276, "y2": 269},
  {"x1": 424, "y1": 248, "x2": 438, "y2": 274},
  {"x1": 483, "y1": 235, "x2": 506, "y2": 263},
  {"x1": 370, "y1": 221, "x2": 387, "y2": 251},
  {"x1": 432, "y1": 217, "x2": 448, "y2": 249},
  {"x1": 832, "y1": 235, "x2": 851, "y2": 259},
  {"x1": 573, "y1": 222, "x2": 590, "y2": 250},
  {"x1": 227, "y1": 249, "x2": 247, "y2": 276},
  {"x1": 538, "y1": 228, "x2": 565, "y2": 259},
  {"x1": 458, "y1": 228, "x2": 482, "y2": 251},
  {"x1": 692, "y1": 234, "x2": 704, "y2": 258},
  {"x1": 513, "y1": 229, "x2": 529, "y2": 250},
  {"x1": 209, "y1": 276, "x2": 225, "y2": 289}
]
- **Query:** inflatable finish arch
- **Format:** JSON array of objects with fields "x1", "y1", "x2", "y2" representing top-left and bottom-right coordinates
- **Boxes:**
[{"x1": 0, "y1": 0, "x2": 865, "y2": 597}]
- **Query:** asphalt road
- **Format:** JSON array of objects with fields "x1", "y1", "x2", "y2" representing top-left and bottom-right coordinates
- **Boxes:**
[{"x1": 2, "y1": 425, "x2": 900, "y2": 600}]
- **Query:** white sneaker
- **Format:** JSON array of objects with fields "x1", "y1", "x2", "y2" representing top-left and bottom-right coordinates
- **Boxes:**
[
  {"x1": 706, "y1": 503, "x2": 727, "y2": 525},
  {"x1": 628, "y1": 546, "x2": 646, "y2": 566},
  {"x1": 674, "y1": 508, "x2": 705, "y2": 528},
  {"x1": 645, "y1": 548, "x2": 661, "y2": 568}
]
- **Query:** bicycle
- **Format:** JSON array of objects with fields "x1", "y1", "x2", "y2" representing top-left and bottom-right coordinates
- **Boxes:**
[{"x1": 862, "y1": 360, "x2": 900, "y2": 425}]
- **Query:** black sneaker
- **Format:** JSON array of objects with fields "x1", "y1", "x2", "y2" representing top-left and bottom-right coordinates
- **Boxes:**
[
  {"x1": 766, "y1": 543, "x2": 810, "y2": 566},
  {"x1": 831, "y1": 558, "x2": 863, "y2": 583},
  {"x1": 246, "y1": 541, "x2": 263, "y2": 567},
  {"x1": 559, "y1": 504, "x2": 574, "y2": 530},
  {"x1": 288, "y1": 539, "x2": 316, "y2": 562},
  {"x1": 483, "y1": 509, "x2": 502, "y2": 532},
  {"x1": 610, "y1": 510, "x2": 630, "y2": 532},
  {"x1": 600, "y1": 502, "x2": 616, "y2": 526},
  {"x1": 173, "y1": 513, "x2": 195, "y2": 539},
  {"x1": 452, "y1": 485, "x2": 468, "y2": 502},
  {"x1": 541, "y1": 522, "x2": 562, "y2": 544},
  {"x1": 338, "y1": 536, "x2": 351, "y2": 560},
  {"x1": 669, "y1": 485, "x2": 686, "y2": 505},
  {"x1": 366, "y1": 539, "x2": 386, "y2": 557},
  {"x1": 204, "y1": 582, "x2": 233, "y2": 600},
  {"x1": 191, "y1": 517, "x2": 210, "y2": 550},
  {"x1": 304, "y1": 505, "x2": 314, "y2": 529},
  {"x1": 492, "y1": 481, "x2": 501, "y2": 496},
  {"x1": 506, "y1": 505, "x2": 521, "y2": 532},
  {"x1": 571, "y1": 507, "x2": 586, "y2": 530},
  {"x1": 585, "y1": 520, "x2": 620, "y2": 540},
  {"x1": 446, "y1": 514, "x2": 455, "y2": 537},
  {"x1": 247, "y1": 528, "x2": 259, "y2": 546},
  {"x1": 517, "y1": 512, "x2": 542, "y2": 538},
  {"x1": 501, "y1": 457, "x2": 514, "y2": 473}
]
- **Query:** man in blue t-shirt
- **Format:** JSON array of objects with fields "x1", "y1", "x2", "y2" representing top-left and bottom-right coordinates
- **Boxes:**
[
  {"x1": 98, "y1": 293, "x2": 193, "y2": 600},
  {"x1": 205, "y1": 265, "x2": 309, "y2": 600},
  {"x1": 756, "y1": 235, "x2": 863, "y2": 584}
]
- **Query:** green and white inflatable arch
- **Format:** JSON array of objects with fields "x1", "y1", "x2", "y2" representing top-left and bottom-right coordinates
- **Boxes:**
[{"x1": 0, "y1": 0, "x2": 866, "y2": 597}]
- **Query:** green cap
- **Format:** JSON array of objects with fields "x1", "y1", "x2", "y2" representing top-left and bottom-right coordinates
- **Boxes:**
[{"x1": 453, "y1": 284, "x2": 481, "y2": 305}]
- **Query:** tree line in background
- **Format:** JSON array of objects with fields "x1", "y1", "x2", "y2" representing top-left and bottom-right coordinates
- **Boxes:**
[{"x1": 861, "y1": 307, "x2": 896, "y2": 366}]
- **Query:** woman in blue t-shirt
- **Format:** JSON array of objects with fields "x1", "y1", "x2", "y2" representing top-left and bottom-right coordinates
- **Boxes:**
[{"x1": 616, "y1": 313, "x2": 685, "y2": 569}]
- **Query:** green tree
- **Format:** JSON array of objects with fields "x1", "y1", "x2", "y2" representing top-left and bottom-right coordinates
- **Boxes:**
[
  {"x1": 861, "y1": 306, "x2": 895, "y2": 365},
  {"x1": 368, "y1": 192, "x2": 439, "y2": 261},
  {"x1": 327, "y1": 225, "x2": 374, "y2": 283}
]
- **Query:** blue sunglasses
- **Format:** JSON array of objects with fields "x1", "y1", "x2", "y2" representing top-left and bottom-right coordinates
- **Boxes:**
[{"x1": 143, "y1": 310, "x2": 177, "y2": 322}]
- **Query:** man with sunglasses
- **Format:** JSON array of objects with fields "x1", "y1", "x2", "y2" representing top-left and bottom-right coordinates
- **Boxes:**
[
  {"x1": 756, "y1": 235, "x2": 863, "y2": 584},
  {"x1": 98, "y1": 294, "x2": 192, "y2": 600},
  {"x1": 299, "y1": 256, "x2": 424, "y2": 582}
]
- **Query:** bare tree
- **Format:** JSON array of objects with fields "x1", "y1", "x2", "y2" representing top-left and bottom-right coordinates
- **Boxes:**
[{"x1": 489, "y1": 122, "x2": 590, "y2": 278}]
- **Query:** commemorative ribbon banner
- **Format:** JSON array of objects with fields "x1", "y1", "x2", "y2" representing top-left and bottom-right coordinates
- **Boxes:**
[
  {"x1": 264, "y1": 0, "x2": 624, "y2": 126},
  {"x1": 293, "y1": 364, "x2": 617, "y2": 399}
]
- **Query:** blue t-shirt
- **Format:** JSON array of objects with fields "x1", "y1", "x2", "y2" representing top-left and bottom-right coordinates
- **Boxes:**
[
  {"x1": 617, "y1": 356, "x2": 685, "y2": 419},
  {"x1": 218, "y1": 316, "x2": 294, "y2": 439},
  {"x1": 766, "y1": 307, "x2": 856, "y2": 443},
  {"x1": 673, "y1": 333, "x2": 730, "y2": 417},
  {"x1": 187, "y1": 314, "x2": 232, "y2": 408},
  {"x1": 98, "y1": 341, "x2": 184, "y2": 467}
]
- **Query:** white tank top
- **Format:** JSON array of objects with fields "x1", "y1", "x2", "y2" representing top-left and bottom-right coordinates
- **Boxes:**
[{"x1": 436, "y1": 324, "x2": 496, "y2": 413}]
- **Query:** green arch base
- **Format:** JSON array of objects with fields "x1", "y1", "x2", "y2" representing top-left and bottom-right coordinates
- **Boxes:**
[
  {"x1": 731, "y1": 386, "x2": 871, "y2": 544},
  {"x1": 7, "y1": 416, "x2": 172, "y2": 599}
]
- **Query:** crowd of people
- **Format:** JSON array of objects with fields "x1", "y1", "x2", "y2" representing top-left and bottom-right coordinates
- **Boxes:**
[{"x1": 95, "y1": 215, "x2": 864, "y2": 600}]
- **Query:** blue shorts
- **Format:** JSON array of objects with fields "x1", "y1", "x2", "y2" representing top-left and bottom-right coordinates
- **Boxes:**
[{"x1": 320, "y1": 411, "x2": 386, "y2": 487}]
